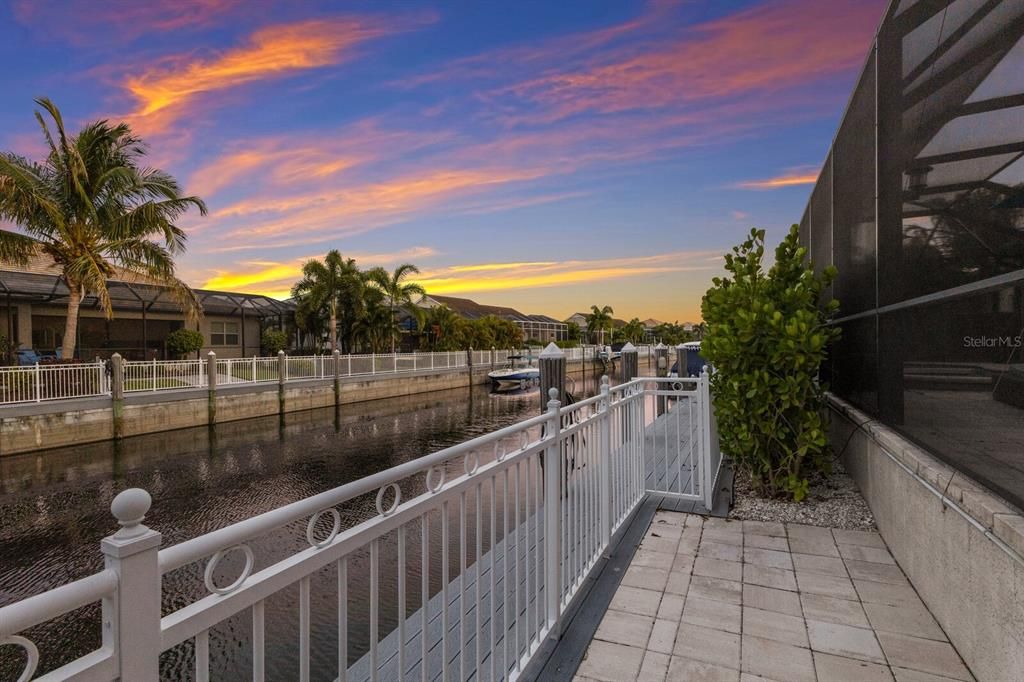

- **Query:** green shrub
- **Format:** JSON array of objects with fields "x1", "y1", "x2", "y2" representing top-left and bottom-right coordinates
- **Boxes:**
[
  {"x1": 262, "y1": 329, "x2": 289, "y2": 355},
  {"x1": 700, "y1": 226, "x2": 840, "y2": 500},
  {"x1": 166, "y1": 328, "x2": 205, "y2": 358}
]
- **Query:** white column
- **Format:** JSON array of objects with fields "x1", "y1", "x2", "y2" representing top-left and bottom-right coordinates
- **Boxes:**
[
  {"x1": 543, "y1": 387, "x2": 563, "y2": 637},
  {"x1": 101, "y1": 488, "x2": 162, "y2": 681},
  {"x1": 598, "y1": 376, "x2": 612, "y2": 549}
]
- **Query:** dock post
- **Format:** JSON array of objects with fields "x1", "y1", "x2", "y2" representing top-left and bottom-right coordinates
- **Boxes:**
[
  {"x1": 538, "y1": 342, "x2": 566, "y2": 411},
  {"x1": 621, "y1": 341, "x2": 638, "y2": 382},
  {"x1": 490, "y1": 346, "x2": 495, "y2": 369},
  {"x1": 207, "y1": 351, "x2": 217, "y2": 426},
  {"x1": 111, "y1": 353, "x2": 124, "y2": 440},
  {"x1": 278, "y1": 350, "x2": 286, "y2": 416},
  {"x1": 655, "y1": 343, "x2": 668, "y2": 415},
  {"x1": 333, "y1": 349, "x2": 341, "y2": 409},
  {"x1": 467, "y1": 347, "x2": 473, "y2": 387}
]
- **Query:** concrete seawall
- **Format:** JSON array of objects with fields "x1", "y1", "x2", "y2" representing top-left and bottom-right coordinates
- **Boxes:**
[{"x1": 0, "y1": 360, "x2": 595, "y2": 456}]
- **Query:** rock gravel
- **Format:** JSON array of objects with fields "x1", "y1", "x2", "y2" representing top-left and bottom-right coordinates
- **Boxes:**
[{"x1": 728, "y1": 455, "x2": 876, "y2": 530}]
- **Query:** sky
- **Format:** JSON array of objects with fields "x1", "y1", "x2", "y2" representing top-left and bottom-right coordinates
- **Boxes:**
[{"x1": 0, "y1": 0, "x2": 887, "y2": 323}]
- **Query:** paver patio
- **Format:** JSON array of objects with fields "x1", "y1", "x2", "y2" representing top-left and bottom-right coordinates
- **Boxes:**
[{"x1": 574, "y1": 512, "x2": 974, "y2": 682}]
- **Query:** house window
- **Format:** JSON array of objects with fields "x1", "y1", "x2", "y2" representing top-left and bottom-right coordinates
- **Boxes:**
[{"x1": 210, "y1": 321, "x2": 240, "y2": 346}]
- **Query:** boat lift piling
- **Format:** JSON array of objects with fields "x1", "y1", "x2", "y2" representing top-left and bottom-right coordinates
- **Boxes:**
[{"x1": 538, "y1": 342, "x2": 566, "y2": 412}]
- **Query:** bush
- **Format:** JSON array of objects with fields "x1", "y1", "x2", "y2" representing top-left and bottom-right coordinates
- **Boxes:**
[
  {"x1": 165, "y1": 328, "x2": 205, "y2": 358},
  {"x1": 700, "y1": 226, "x2": 840, "y2": 500},
  {"x1": 262, "y1": 329, "x2": 289, "y2": 355}
]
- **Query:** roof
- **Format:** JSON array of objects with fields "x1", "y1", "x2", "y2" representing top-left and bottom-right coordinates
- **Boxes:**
[
  {"x1": 0, "y1": 268, "x2": 293, "y2": 317},
  {"x1": 425, "y1": 294, "x2": 564, "y2": 326}
]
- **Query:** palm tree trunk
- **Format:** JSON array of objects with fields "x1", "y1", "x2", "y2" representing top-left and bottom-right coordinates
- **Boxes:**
[
  {"x1": 62, "y1": 284, "x2": 84, "y2": 360},
  {"x1": 329, "y1": 310, "x2": 337, "y2": 353}
]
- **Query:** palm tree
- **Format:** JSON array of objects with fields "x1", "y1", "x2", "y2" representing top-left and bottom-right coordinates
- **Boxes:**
[
  {"x1": 291, "y1": 250, "x2": 361, "y2": 353},
  {"x1": 354, "y1": 287, "x2": 402, "y2": 353},
  {"x1": 368, "y1": 263, "x2": 426, "y2": 353},
  {"x1": 621, "y1": 318, "x2": 645, "y2": 343},
  {"x1": 585, "y1": 305, "x2": 614, "y2": 345},
  {"x1": 0, "y1": 98, "x2": 204, "y2": 359}
]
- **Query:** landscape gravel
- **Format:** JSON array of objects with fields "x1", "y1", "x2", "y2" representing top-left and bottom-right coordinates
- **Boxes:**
[{"x1": 728, "y1": 454, "x2": 876, "y2": 530}]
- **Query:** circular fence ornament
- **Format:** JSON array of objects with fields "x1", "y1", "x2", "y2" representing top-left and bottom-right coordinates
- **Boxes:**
[
  {"x1": 463, "y1": 451, "x2": 480, "y2": 476},
  {"x1": 375, "y1": 483, "x2": 401, "y2": 517},
  {"x1": 426, "y1": 465, "x2": 446, "y2": 493},
  {"x1": 204, "y1": 544, "x2": 255, "y2": 595},
  {"x1": 494, "y1": 441, "x2": 507, "y2": 462},
  {"x1": 672, "y1": 380, "x2": 685, "y2": 392},
  {"x1": 306, "y1": 508, "x2": 341, "y2": 548},
  {"x1": 1, "y1": 636, "x2": 38, "y2": 682}
]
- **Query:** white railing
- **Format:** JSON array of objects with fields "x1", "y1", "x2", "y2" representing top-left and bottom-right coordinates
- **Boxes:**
[
  {"x1": 123, "y1": 359, "x2": 206, "y2": 393},
  {"x1": 0, "y1": 348, "x2": 599, "y2": 406},
  {"x1": 0, "y1": 361, "x2": 108, "y2": 404},
  {"x1": 0, "y1": 373, "x2": 718, "y2": 681}
]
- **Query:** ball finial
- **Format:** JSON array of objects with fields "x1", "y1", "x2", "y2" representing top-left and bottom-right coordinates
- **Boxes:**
[
  {"x1": 111, "y1": 488, "x2": 152, "y2": 537},
  {"x1": 548, "y1": 387, "x2": 559, "y2": 401}
]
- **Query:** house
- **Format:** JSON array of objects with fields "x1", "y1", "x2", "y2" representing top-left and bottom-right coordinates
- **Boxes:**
[
  {"x1": 420, "y1": 294, "x2": 568, "y2": 342},
  {"x1": 0, "y1": 252, "x2": 292, "y2": 361}
]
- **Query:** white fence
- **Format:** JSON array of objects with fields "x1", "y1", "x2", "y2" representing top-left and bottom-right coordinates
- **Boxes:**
[
  {"x1": 0, "y1": 373, "x2": 718, "y2": 681},
  {"x1": 0, "y1": 349, "x2": 602, "y2": 404}
]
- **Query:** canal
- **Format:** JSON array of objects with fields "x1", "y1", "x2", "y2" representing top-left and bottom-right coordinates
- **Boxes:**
[{"x1": 0, "y1": 376, "x2": 608, "y2": 679}]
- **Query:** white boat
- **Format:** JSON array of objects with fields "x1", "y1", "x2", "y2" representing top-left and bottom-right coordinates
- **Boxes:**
[{"x1": 488, "y1": 355, "x2": 540, "y2": 390}]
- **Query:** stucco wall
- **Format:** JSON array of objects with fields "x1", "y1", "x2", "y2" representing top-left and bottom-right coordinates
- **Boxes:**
[{"x1": 829, "y1": 396, "x2": 1024, "y2": 682}]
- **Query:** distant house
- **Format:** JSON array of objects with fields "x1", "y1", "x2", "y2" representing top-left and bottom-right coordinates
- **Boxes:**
[
  {"x1": 420, "y1": 294, "x2": 568, "y2": 342},
  {"x1": 642, "y1": 318, "x2": 663, "y2": 341},
  {"x1": 0, "y1": 252, "x2": 292, "y2": 361},
  {"x1": 565, "y1": 312, "x2": 589, "y2": 333}
]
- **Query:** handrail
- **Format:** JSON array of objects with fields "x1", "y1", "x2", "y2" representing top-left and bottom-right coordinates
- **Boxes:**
[
  {"x1": 0, "y1": 569, "x2": 118, "y2": 638},
  {"x1": 158, "y1": 409, "x2": 553, "y2": 573}
]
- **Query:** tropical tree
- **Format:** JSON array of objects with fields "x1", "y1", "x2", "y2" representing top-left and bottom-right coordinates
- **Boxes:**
[
  {"x1": 566, "y1": 320, "x2": 582, "y2": 343},
  {"x1": 423, "y1": 304, "x2": 467, "y2": 351},
  {"x1": 354, "y1": 287, "x2": 403, "y2": 353},
  {"x1": 368, "y1": 263, "x2": 426, "y2": 353},
  {"x1": 291, "y1": 250, "x2": 362, "y2": 353},
  {"x1": 585, "y1": 304, "x2": 614, "y2": 344},
  {"x1": 0, "y1": 98, "x2": 204, "y2": 359},
  {"x1": 620, "y1": 318, "x2": 646, "y2": 343}
]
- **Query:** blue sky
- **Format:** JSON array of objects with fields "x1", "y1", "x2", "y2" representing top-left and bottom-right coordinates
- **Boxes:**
[{"x1": 0, "y1": 0, "x2": 886, "y2": 321}]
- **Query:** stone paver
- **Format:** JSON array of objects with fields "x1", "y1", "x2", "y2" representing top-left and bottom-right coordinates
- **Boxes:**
[{"x1": 578, "y1": 510, "x2": 975, "y2": 682}]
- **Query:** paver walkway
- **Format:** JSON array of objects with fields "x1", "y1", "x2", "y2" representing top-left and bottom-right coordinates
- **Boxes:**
[{"x1": 575, "y1": 512, "x2": 974, "y2": 682}]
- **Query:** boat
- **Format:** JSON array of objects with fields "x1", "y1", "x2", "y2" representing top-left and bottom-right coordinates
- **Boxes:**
[{"x1": 488, "y1": 354, "x2": 540, "y2": 390}]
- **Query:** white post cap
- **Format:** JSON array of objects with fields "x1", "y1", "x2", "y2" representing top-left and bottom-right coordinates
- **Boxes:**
[
  {"x1": 655, "y1": 342, "x2": 667, "y2": 350},
  {"x1": 539, "y1": 342, "x2": 565, "y2": 358},
  {"x1": 621, "y1": 341, "x2": 637, "y2": 352}
]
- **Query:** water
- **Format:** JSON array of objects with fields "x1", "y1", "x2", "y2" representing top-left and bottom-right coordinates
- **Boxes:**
[{"x1": 0, "y1": 378, "x2": 606, "y2": 679}]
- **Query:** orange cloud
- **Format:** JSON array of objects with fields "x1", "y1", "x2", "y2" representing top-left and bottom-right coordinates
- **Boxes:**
[
  {"x1": 735, "y1": 167, "x2": 819, "y2": 189},
  {"x1": 210, "y1": 166, "x2": 547, "y2": 243},
  {"x1": 460, "y1": 0, "x2": 881, "y2": 123},
  {"x1": 414, "y1": 252, "x2": 723, "y2": 296},
  {"x1": 200, "y1": 246, "x2": 438, "y2": 296},
  {"x1": 122, "y1": 14, "x2": 431, "y2": 133}
]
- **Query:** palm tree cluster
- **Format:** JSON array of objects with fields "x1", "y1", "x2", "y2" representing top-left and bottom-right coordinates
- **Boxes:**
[
  {"x1": 0, "y1": 98, "x2": 204, "y2": 359},
  {"x1": 422, "y1": 305, "x2": 522, "y2": 351},
  {"x1": 291, "y1": 252, "x2": 426, "y2": 354}
]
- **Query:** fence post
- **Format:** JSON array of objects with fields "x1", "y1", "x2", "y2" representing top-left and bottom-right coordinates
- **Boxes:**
[
  {"x1": 490, "y1": 346, "x2": 495, "y2": 369},
  {"x1": 371, "y1": 353, "x2": 375, "y2": 375},
  {"x1": 599, "y1": 376, "x2": 612, "y2": 549},
  {"x1": 111, "y1": 353, "x2": 124, "y2": 439},
  {"x1": 278, "y1": 350, "x2": 286, "y2": 415},
  {"x1": 467, "y1": 347, "x2": 473, "y2": 387},
  {"x1": 207, "y1": 351, "x2": 217, "y2": 426},
  {"x1": 101, "y1": 488, "x2": 161, "y2": 681},
  {"x1": 538, "y1": 342, "x2": 566, "y2": 411},
  {"x1": 543, "y1": 387, "x2": 563, "y2": 638},
  {"x1": 333, "y1": 349, "x2": 341, "y2": 409},
  {"x1": 700, "y1": 369, "x2": 713, "y2": 510},
  {"x1": 654, "y1": 343, "x2": 668, "y2": 415},
  {"x1": 34, "y1": 361, "x2": 41, "y2": 402}
]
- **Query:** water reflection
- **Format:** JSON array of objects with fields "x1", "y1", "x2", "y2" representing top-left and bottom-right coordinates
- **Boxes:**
[{"x1": 0, "y1": 376, "x2": 608, "y2": 678}]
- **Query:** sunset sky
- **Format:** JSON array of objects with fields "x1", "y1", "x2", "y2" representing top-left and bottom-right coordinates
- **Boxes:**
[{"x1": 0, "y1": 0, "x2": 886, "y2": 322}]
